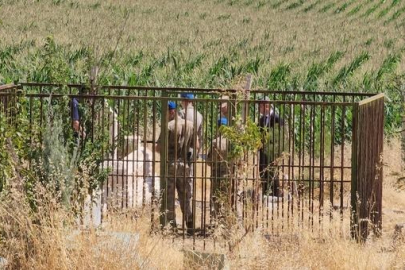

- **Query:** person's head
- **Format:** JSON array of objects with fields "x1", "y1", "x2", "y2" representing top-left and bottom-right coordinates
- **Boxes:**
[
  {"x1": 180, "y1": 93, "x2": 194, "y2": 108},
  {"x1": 168, "y1": 101, "x2": 177, "y2": 120},
  {"x1": 220, "y1": 95, "x2": 229, "y2": 116},
  {"x1": 259, "y1": 96, "x2": 271, "y2": 115},
  {"x1": 217, "y1": 117, "x2": 228, "y2": 127}
]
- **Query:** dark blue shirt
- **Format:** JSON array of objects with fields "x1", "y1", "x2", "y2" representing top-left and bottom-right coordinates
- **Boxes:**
[
  {"x1": 259, "y1": 112, "x2": 284, "y2": 129},
  {"x1": 72, "y1": 98, "x2": 80, "y2": 121}
]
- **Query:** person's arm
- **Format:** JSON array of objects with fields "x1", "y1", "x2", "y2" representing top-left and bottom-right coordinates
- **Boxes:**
[
  {"x1": 73, "y1": 120, "x2": 80, "y2": 132},
  {"x1": 258, "y1": 115, "x2": 267, "y2": 131},
  {"x1": 196, "y1": 112, "x2": 204, "y2": 154},
  {"x1": 188, "y1": 123, "x2": 200, "y2": 156},
  {"x1": 206, "y1": 139, "x2": 217, "y2": 165},
  {"x1": 272, "y1": 112, "x2": 284, "y2": 126},
  {"x1": 197, "y1": 124, "x2": 202, "y2": 151},
  {"x1": 155, "y1": 133, "x2": 162, "y2": 153},
  {"x1": 72, "y1": 98, "x2": 80, "y2": 131},
  {"x1": 195, "y1": 135, "x2": 200, "y2": 152}
]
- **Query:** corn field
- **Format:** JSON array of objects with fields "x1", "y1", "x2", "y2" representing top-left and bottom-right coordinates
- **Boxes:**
[{"x1": 0, "y1": 0, "x2": 404, "y2": 131}]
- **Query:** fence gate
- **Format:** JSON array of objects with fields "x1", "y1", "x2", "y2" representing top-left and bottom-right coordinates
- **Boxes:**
[{"x1": 351, "y1": 93, "x2": 384, "y2": 241}]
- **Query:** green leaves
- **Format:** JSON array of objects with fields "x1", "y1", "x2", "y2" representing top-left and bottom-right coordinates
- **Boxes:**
[
  {"x1": 220, "y1": 116, "x2": 262, "y2": 160},
  {"x1": 305, "y1": 51, "x2": 344, "y2": 90},
  {"x1": 267, "y1": 63, "x2": 291, "y2": 90},
  {"x1": 333, "y1": 52, "x2": 370, "y2": 86}
]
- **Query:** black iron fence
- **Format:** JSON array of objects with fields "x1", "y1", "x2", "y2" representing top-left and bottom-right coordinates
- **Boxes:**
[{"x1": 0, "y1": 83, "x2": 384, "y2": 243}]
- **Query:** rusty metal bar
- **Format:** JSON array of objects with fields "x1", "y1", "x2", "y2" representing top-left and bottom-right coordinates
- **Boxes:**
[{"x1": 19, "y1": 82, "x2": 376, "y2": 97}]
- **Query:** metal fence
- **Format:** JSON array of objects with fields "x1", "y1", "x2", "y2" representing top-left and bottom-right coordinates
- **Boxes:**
[{"x1": 0, "y1": 83, "x2": 384, "y2": 243}]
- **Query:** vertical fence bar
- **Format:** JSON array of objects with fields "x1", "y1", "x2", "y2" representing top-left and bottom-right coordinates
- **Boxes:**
[
  {"x1": 160, "y1": 92, "x2": 168, "y2": 228},
  {"x1": 319, "y1": 105, "x2": 325, "y2": 232},
  {"x1": 340, "y1": 101, "x2": 346, "y2": 219},
  {"x1": 330, "y1": 105, "x2": 335, "y2": 221}
]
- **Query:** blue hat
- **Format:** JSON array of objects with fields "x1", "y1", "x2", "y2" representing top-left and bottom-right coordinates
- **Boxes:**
[
  {"x1": 168, "y1": 101, "x2": 177, "y2": 110},
  {"x1": 217, "y1": 117, "x2": 228, "y2": 126},
  {"x1": 180, "y1": 93, "x2": 194, "y2": 99}
]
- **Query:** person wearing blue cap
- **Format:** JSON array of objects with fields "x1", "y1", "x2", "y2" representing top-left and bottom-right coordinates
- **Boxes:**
[
  {"x1": 156, "y1": 101, "x2": 198, "y2": 234},
  {"x1": 207, "y1": 116, "x2": 229, "y2": 220},
  {"x1": 168, "y1": 101, "x2": 177, "y2": 110},
  {"x1": 258, "y1": 96, "x2": 284, "y2": 197}
]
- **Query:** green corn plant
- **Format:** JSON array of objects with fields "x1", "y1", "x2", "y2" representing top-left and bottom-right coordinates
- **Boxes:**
[
  {"x1": 236, "y1": 38, "x2": 250, "y2": 49},
  {"x1": 203, "y1": 38, "x2": 222, "y2": 49},
  {"x1": 362, "y1": 72, "x2": 374, "y2": 90},
  {"x1": 384, "y1": 6, "x2": 405, "y2": 24},
  {"x1": 379, "y1": 0, "x2": 401, "y2": 19},
  {"x1": 361, "y1": 0, "x2": 385, "y2": 18},
  {"x1": 286, "y1": 0, "x2": 304, "y2": 10},
  {"x1": 305, "y1": 51, "x2": 344, "y2": 90},
  {"x1": 347, "y1": 3, "x2": 363, "y2": 16},
  {"x1": 378, "y1": 6, "x2": 391, "y2": 18},
  {"x1": 183, "y1": 54, "x2": 205, "y2": 74},
  {"x1": 217, "y1": 14, "x2": 231, "y2": 20},
  {"x1": 139, "y1": 62, "x2": 157, "y2": 84},
  {"x1": 267, "y1": 63, "x2": 291, "y2": 90},
  {"x1": 271, "y1": 0, "x2": 286, "y2": 9},
  {"x1": 362, "y1": 52, "x2": 401, "y2": 91},
  {"x1": 375, "y1": 53, "x2": 402, "y2": 83},
  {"x1": 28, "y1": 36, "x2": 71, "y2": 85},
  {"x1": 125, "y1": 51, "x2": 144, "y2": 66},
  {"x1": 245, "y1": 56, "x2": 262, "y2": 75},
  {"x1": 332, "y1": 51, "x2": 370, "y2": 86},
  {"x1": 335, "y1": 0, "x2": 355, "y2": 14},
  {"x1": 68, "y1": 47, "x2": 90, "y2": 64},
  {"x1": 228, "y1": 0, "x2": 241, "y2": 6},
  {"x1": 256, "y1": 0, "x2": 266, "y2": 9},
  {"x1": 319, "y1": 3, "x2": 336, "y2": 13},
  {"x1": 303, "y1": 0, "x2": 320, "y2": 12},
  {"x1": 209, "y1": 56, "x2": 230, "y2": 77}
]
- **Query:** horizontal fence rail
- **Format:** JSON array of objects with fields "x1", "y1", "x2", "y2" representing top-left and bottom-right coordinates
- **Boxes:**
[{"x1": 0, "y1": 83, "x2": 384, "y2": 245}]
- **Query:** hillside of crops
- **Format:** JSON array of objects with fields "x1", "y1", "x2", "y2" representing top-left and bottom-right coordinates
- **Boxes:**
[
  {"x1": 1, "y1": 0, "x2": 404, "y2": 131},
  {"x1": 1, "y1": 1, "x2": 405, "y2": 269}
]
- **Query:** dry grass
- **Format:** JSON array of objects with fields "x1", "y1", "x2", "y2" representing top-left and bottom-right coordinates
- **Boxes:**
[{"x1": 0, "y1": 138, "x2": 404, "y2": 269}]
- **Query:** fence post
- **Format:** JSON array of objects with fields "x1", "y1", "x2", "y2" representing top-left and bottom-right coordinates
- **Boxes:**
[
  {"x1": 90, "y1": 66, "x2": 99, "y2": 94},
  {"x1": 159, "y1": 91, "x2": 168, "y2": 228},
  {"x1": 241, "y1": 74, "x2": 252, "y2": 124},
  {"x1": 351, "y1": 103, "x2": 359, "y2": 240}
]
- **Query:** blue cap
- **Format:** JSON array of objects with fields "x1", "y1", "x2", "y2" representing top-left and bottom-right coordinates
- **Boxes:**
[
  {"x1": 217, "y1": 117, "x2": 228, "y2": 126},
  {"x1": 168, "y1": 101, "x2": 176, "y2": 110},
  {"x1": 180, "y1": 93, "x2": 194, "y2": 99}
]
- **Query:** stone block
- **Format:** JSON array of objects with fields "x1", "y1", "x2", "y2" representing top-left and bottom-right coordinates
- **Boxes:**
[{"x1": 183, "y1": 250, "x2": 229, "y2": 270}]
